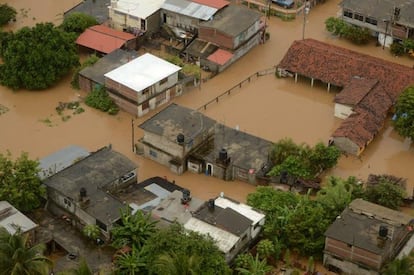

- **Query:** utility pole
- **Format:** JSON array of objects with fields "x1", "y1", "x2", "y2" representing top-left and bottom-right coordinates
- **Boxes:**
[
  {"x1": 131, "y1": 118, "x2": 135, "y2": 153},
  {"x1": 302, "y1": 1, "x2": 311, "y2": 40}
]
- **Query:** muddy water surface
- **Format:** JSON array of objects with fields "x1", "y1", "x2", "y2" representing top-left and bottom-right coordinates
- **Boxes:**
[{"x1": 1, "y1": 0, "x2": 414, "y2": 202}]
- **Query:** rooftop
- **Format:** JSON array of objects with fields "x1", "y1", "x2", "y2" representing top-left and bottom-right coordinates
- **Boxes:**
[
  {"x1": 0, "y1": 201, "x2": 38, "y2": 235},
  {"x1": 162, "y1": 0, "x2": 218, "y2": 21},
  {"x1": 139, "y1": 103, "x2": 216, "y2": 144},
  {"x1": 76, "y1": 25, "x2": 136, "y2": 54},
  {"x1": 111, "y1": 0, "x2": 165, "y2": 19},
  {"x1": 38, "y1": 145, "x2": 90, "y2": 180},
  {"x1": 64, "y1": 0, "x2": 110, "y2": 24},
  {"x1": 191, "y1": 0, "x2": 229, "y2": 9},
  {"x1": 207, "y1": 48, "x2": 234, "y2": 65},
  {"x1": 214, "y1": 196, "x2": 265, "y2": 226},
  {"x1": 43, "y1": 146, "x2": 136, "y2": 224},
  {"x1": 325, "y1": 199, "x2": 414, "y2": 255},
  {"x1": 199, "y1": 4, "x2": 261, "y2": 37},
  {"x1": 79, "y1": 49, "x2": 138, "y2": 87},
  {"x1": 334, "y1": 77, "x2": 378, "y2": 106},
  {"x1": 104, "y1": 53, "x2": 181, "y2": 92},
  {"x1": 341, "y1": 0, "x2": 414, "y2": 28}
]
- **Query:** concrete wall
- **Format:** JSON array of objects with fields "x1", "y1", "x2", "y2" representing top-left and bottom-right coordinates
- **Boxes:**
[
  {"x1": 109, "y1": 6, "x2": 160, "y2": 33},
  {"x1": 332, "y1": 136, "x2": 363, "y2": 156},
  {"x1": 334, "y1": 103, "x2": 354, "y2": 119},
  {"x1": 161, "y1": 10, "x2": 199, "y2": 33},
  {"x1": 78, "y1": 75, "x2": 94, "y2": 93},
  {"x1": 234, "y1": 20, "x2": 260, "y2": 49},
  {"x1": 142, "y1": 132, "x2": 186, "y2": 159},
  {"x1": 47, "y1": 189, "x2": 76, "y2": 214},
  {"x1": 199, "y1": 27, "x2": 234, "y2": 49},
  {"x1": 324, "y1": 253, "x2": 379, "y2": 275},
  {"x1": 108, "y1": 92, "x2": 138, "y2": 115},
  {"x1": 324, "y1": 237, "x2": 383, "y2": 271}
]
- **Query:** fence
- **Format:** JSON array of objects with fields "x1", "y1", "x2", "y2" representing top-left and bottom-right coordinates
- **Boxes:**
[{"x1": 197, "y1": 66, "x2": 276, "y2": 111}]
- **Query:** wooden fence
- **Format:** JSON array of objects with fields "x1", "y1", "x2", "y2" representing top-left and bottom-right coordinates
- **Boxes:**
[{"x1": 197, "y1": 66, "x2": 276, "y2": 111}]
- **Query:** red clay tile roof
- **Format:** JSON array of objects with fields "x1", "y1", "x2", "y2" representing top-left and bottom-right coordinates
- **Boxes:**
[
  {"x1": 191, "y1": 0, "x2": 229, "y2": 9},
  {"x1": 278, "y1": 39, "x2": 414, "y2": 150},
  {"x1": 76, "y1": 25, "x2": 135, "y2": 54},
  {"x1": 207, "y1": 49, "x2": 233, "y2": 65},
  {"x1": 335, "y1": 77, "x2": 378, "y2": 105}
]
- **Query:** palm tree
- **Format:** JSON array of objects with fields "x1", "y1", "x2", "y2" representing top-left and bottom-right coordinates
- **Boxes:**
[
  {"x1": 0, "y1": 227, "x2": 52, "y2": 275},
  {"x1": 153, "y1": 251, "x2": 202, "y2": 275},
  {"x1": 113, "y1": 246, "x2": 147, "y2": 275},
  {"x1": 236, "y1": 254, "x2": 272, "y2": 275}
]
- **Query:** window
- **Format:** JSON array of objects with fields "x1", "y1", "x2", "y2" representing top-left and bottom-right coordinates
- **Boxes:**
[
  {"x1": 63, "y1": 198, "x2": 72, "y2": 207},
  {"x1": 365, "y1": 17, "x2": 378, "y2": 25},
  {"x1": 96, "y1": 219, "x2": 107, "y2": 232},
  {"x1": 149, "y1": 150, "x2": 157, "y2": 158},
  {"x1": 140, "y1": 19, "x2": 146, "y2": 31},
  {"x1": 343, "y1": 10, "x2": 353, "y2": 18},
  {"x1": 142, "y1": 88, "x2": 149, "y2": 96},
  {"x1": 159, "y1": 77, "x2": 168, "y2": 85},
  {"x1": 354, "y1": 13, "x2": 364, "y2": 21}
]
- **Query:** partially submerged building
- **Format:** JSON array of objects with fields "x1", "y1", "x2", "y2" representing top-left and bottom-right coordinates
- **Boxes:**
[
  {"x1": 104, "y1": 53, "x2": 182, "y2": 117},
  {"x1": 324, "y1": 199, "x2": 414, "y2": 274},
  {"x1": 138, "y1": 103, "x2": 272, "y2": 184},
  {"x1": 277, "y1": 39, "x2": 414, "y2": 156}
]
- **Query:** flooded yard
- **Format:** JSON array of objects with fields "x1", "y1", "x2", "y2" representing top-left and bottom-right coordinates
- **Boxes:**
[{"x1": 1, "y1": 0, "x2": 414, "y2": 201}]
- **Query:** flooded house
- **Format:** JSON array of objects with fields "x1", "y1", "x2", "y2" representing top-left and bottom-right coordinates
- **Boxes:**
[
  {"x1": 340, "y1": 0, "x2": 414, "y2": 46},
  {"x1": 323, "y1": 198, "x2": 414, "y2": 275},
  {"x1": 42, "y1": 145, "x2": 137, "y2": 239},
  {"x1": 277, "y1": 38, "x2": 414, "y2": 156},
  {"x1": 151, "y1": 189, "x2": 265, "y2": 263},
  {"x1": 76, "y1": 24, "x2": 137, "y2": 54},
  {"x1": 138, "y1": 103, "x2": 272, "y2": 184},
  {"x1": 104, "y1": 53, "x2": 182, "y2": 117}
]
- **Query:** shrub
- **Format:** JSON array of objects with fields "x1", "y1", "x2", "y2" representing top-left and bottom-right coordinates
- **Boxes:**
[
  {"x1": 325, "y1": 17, "x2": 372, "y2": 44},
  {"x1": 85, "y1": 86, "x2": 119, "y2": 115},
  {"x1": 390, "y1": 42, "x2": 405, "y2": 56}
]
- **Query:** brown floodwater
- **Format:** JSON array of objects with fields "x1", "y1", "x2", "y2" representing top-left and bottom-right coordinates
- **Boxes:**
[{"x1": 1, "y1": 0, "x2": 414, "y2": 202}]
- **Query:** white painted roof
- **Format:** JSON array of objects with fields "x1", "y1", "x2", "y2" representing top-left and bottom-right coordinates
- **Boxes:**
[
  {"x1": 214, "y1": 197, "x2": 265, "y2": 225},
  {"x1": 162, "y1": 0, "x2": 218, "y2": 21},
  {"x1": 184, "y1": 217, "x2": 240, "y2": 253},
  {"x1": 111, "y1": 0, "x2": 165, "y2": 19},
  {"x1": 0, "y1": 201, "x2": 38, "y2": 235},
  {"x1": 104, "y1": 53, "x2": 181, "y2": 92}
]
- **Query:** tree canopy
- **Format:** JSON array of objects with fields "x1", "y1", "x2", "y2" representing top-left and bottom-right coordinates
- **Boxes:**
[
  {"x1": 0, "y1": 22, "x2": 79, "y2": 90},
  {"x1": 364, "y1": 178, "x2": 406, "y2": 210},
  {"x1": 0, "y1": 4, "x2": 16, "y2": 27},
  {"x1": 394, "y1": 86, "x2": 414, "y2": 140},
  {"x1": 0, "y1": 151, "x2": 45, "y2": 212},
  {"x1": 60, "y1": 12, "x2": 98, "y2": 34}
]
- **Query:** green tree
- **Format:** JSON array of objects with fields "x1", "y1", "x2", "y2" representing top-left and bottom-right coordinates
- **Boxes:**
[
  {"x1": 0, "y1": 4, "x2": 16, "y2": 27},
  {"x1": 364, "y1": 179, "x2": 406, "y2": 210},
  {"x1": 113, "y1": 246, "x2": 147, "y2": 275},
  {"x1": 394, "y1": 86, "x2": 414, "y2": 140},
  {"x1": 382, "y1": 255, "x2": 414, "y2": 275},
  {"x1": 256, "y1": 239, "x2": 274, "y2": 260},
  {"x1": 0, "y1": 227, "x2": 52, "y2": 275},
  {"x1": 325, "y1": 17, "x2": 348, "y2": 37},
  {"x1": 236, "y1": 254, "x2": 272, "y2": 275},
  {"x1": 111, "y1": 208, "x2": 157, "y2": 249},
  {"x1": 0, "y1": 151, "x2": 45, "y2": 212},
  {"x1": 153, "y1": 251, "x2": 202, "y2": 275},
  {"x1": 0, "y1": 22, "x2": 79, "y2": 90},
  {"x1": 143, "y1": 223, "x2": 230, "y2": 275},
  {"x1": 268, "y1": 155, "x2": 312, "y2": 180},
  {"x1": 325, "y1": 17, "x2": 371, "y2": 44},
  {"x1": 269, "y1": 138, "x2": 302, "y2": 165},
  {"x1": 58, "y1": 258, "x2": 92, "y2": 275},
  {"x1": 60, "y1": 12, "x2": 98, "y2": 34},
  {"x1": 85, "y1": 86, "x2": 119, "y2": 115},
  {"x1": 82, "y1": 224, "x2": 100, "y2": 241},
  {"x1": 308, "y1": 142, "x2": 341, "y2": 175}
]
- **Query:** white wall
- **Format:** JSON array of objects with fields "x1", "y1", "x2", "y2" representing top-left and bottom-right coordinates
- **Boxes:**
[{"x1": 334, "y1": 103, "x2": 354, "y2": 119}]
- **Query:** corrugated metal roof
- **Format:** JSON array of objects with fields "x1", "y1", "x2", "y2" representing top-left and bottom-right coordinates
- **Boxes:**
[
  {"x1": 104, "y1": 53, "x2": 181, "y2": 92},
  {"x1": 207, "y1": 48, "x2": 233, "y2": 65},
  {"x1": 76, "y1": 25, "x2": 135, "y2": 54},
  {"x1": 184, "y1": 217, "x2": 240, "y2": 253},
  {"x1": 112, "y1": 0, "x2": 165, "y2": 19},
  {"x1": 0, "y1": 201, "x2": 38, "y2": 235},
  {"x1": 191, "y1": 0, "x2": 229, "y2": 9},
  {"x1": 162, "y1": 0, "x2": 218, "y2": 21}
]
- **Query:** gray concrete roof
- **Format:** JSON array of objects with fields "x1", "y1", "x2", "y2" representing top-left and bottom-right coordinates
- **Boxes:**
[
  {"x1": 79, "y1": 49, "x2": 138, "y2": 87},
  {"x1": 325, "y1": 199, "x2": 414, "y2": 255},
  {"x1": 341, "y1": 0, "x2": 414, "y2": 28},
  {"x1": 43, "y1": 146, "x2": 136, "y2": 224},
  {"x1": 199, "y1": 4, "x2": 261, "y2": 37},
  {"x1": 38, "y1": 145, "x2": 90, "y2": 180},
  {"x1": 139, "y1": 103, "x2": 216, "y2": 144},
  {"x1": 64, "y1": 0, "x2": 110, "y2": 24},
  {"x1": 193, "y1": 123, "x2": 272, "y2": 171}
]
